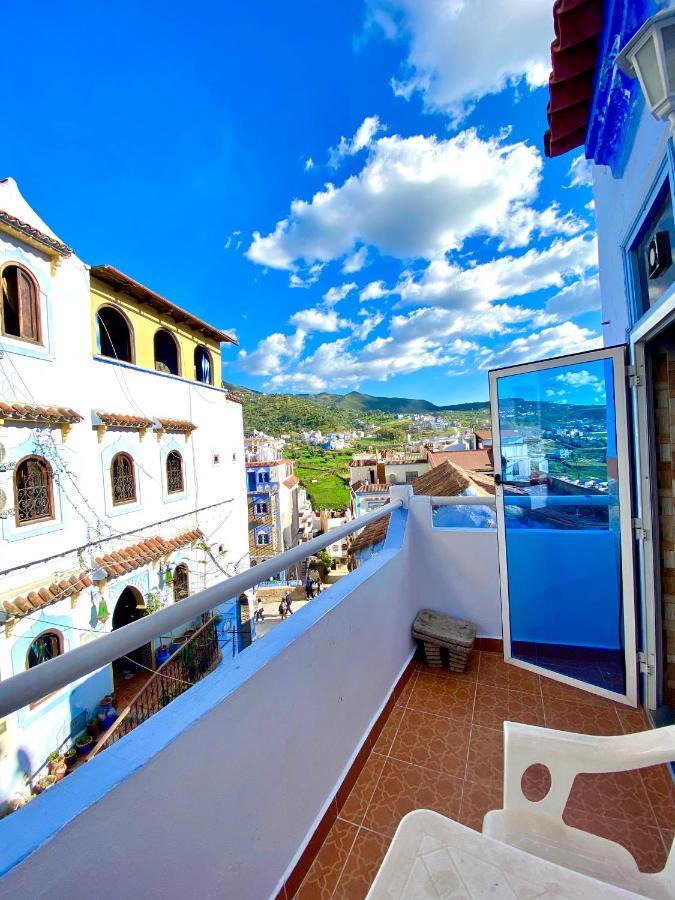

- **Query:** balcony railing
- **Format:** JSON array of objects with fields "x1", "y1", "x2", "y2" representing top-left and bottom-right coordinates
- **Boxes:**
[{"x1": 89, "y1": 615, "x2": 221, "y2": 758}]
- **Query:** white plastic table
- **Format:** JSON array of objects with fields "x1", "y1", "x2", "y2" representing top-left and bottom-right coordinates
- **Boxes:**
[{"x1": 366, "y1": 809, "x2": 646, "y2": 899}]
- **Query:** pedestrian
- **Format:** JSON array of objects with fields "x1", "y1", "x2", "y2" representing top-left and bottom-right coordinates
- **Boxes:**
[
  {"x1": 255, "y1": 599, "x2": 265, "y2": 622},
  {"x1": 285, "y1": 591, "x2": 294, "y2": 615},
  {"x1": 305, "y1": 576, "x2": 313, "y2": 599},
  {"x1": 312, "y1": 579, "x2": 320, "y2": 597},
  {"x1": 316, "y1": 580, "x2": 323, "y2": 595},
  {"x1": 278, "y1": 599, "x2": 287, "y2": 621}
]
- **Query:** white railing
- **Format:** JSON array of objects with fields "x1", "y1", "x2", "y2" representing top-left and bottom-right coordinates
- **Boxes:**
[{"x1": 0, "y1": 499, "x2": 403, "y2": 718}]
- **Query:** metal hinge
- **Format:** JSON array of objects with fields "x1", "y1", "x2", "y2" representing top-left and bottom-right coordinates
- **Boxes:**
[
  {"x1": 626, "y1": 365, "x2": 641, "y2": 388},
  {"x1": 638, "y1": 650, "x2": 655, "y2": 676},
  {"x1": 632, "y1": 518, "x2": 648, "y2": 540}
]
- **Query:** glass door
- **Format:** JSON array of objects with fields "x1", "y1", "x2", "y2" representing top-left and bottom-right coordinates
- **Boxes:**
[{"x1": 489, "y1": 346, "x2": 638, "y2": 705}]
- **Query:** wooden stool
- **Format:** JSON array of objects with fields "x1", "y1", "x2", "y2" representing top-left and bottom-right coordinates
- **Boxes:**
[{"x1": 412, "y1": 608, "x2": 476, "y2": 672}]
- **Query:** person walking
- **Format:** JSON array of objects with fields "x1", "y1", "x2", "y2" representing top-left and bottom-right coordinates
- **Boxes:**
[
  {"x1": 312, "y1": 579, "x2": 320, "y2": 597},
  {"x1": 255, "y1": 599, "x2": 265, "y2": 622},
  {"x1": 305, "y1": 576, "x2": 313, "y2": 600},
  {"x1": 285, "y1": 591, "x2": 294, "y2": 615},
  {"x1": 278, "y1": 598, "x2": 287, "y2": 621}
]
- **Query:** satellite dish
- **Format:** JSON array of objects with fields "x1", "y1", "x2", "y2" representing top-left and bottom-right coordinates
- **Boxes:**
[{"x1": 0, "y1": 488, "x2": 7, "y2": 512}]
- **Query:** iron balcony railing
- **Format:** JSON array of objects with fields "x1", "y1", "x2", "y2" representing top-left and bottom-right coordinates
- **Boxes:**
[
  {"x1": 0, "y1": 498, "x2": 403, "y2": 718},
  {"x1": 89, "y1": 615, "x2": 221, "y2": 758}
]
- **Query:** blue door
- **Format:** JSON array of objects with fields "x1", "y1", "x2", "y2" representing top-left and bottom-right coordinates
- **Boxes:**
[{"x1": 489, "y1": 346, "x2": 637, "y2": 705}]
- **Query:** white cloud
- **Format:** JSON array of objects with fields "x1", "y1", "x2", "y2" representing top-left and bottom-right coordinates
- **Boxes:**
[
  {"x1": 352, "y1": 310, "x2": 385, "y2": 340},
  {"x1": 323, "y1": 281, "x2": 357, "y2": 306},
  {"x1": 289, "y1": 263, "x2": 324, "y2": 288},
  {"x1": 289, "y1": 308, "x2": 348, "y2": 333},
  {"x1": 555, "y1": 370, "x2": 599, "y2": 387},
  {"x1": 238, "y1": 330, "x2": 306, "y2": 376},
  {"x1": 342, "y1": 245, "x2": 368, "y2": 273},
  {"x1": 328, "y1": 115, "x2": 386, "y2": 167},
  {"x1": 247, "y1": 129, "x2": 546, "y2": 270},
  {"x1": 396, "y1": 234, "x2": 598, "y2": 310},
  {"x1": 479, "y1": 322, "x2": 602, "y2": 369},
  {"x1": 366, "y1": 0, "x2": 553, "y2": 120},
  {"x1": 568, "y1": 154, "x2": 593, "y2": 188},
  {"x1": 544, "y1": 275, "x2": 600, "y2": 320},
  {"x1": 391, "y1": 302, "x2": 537, "y2": 341},
  {"x1": 305, "y1": 157, "x2": 315, "y2": 171},
  {"x1": 360, "y1": 280, "x2": 390, "y2": 301}
]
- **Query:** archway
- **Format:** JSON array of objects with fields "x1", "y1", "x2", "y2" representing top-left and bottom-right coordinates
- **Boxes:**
[{"x1": 111, "y1": 586, "x2": 152, "y2": 692}]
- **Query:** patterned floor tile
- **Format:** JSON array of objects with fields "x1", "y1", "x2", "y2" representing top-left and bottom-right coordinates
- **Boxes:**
[
  {"x1": 472, "y1": 683, "x2": 545, "y2": 729},
  {"x1": 339, "y1": 754, "x2": 386, "y2": 827},
  {"x1": 294, "y1": 818, "x2": 358, "y2": 900},
  {"x1": 332, "y1": 828, "x2": 390, "y2": 900},
  {"x1": 388, "y1": 707, "x2": 471, "y2": 777},
  {"x1": 641, "y1": 764, "x2": 675, "y2": 830},
  {"x1": 458, "y1": 779, "x2": 502, "y2": 831},
  {"x1": 415, "y1": 650, "x2": 479, "y2": 680},
  {"x1": 543, "y1": 696, "x2": 623, "y2": 735},
  {"x1": 521, "y1": 763, "x2": 552, "y2": 802},
  {"x1": 372, "y1": 706, "x2": 403, "y2": 756},
  {"x1": 465, "y1": 724, "x2": 504, "y2": 788},
  {"x1": 406, "y1": 674, "x2": 476, "y2": 721},
  {"x1": 362, "y1": 757, "x2": 463, "y2": 838},
  {"x1": 394, "y1": 672, "x2": 418, "y2": 708},
  {"x1": 540, "y1": 676, "x2": 627, "y2": 710},
  {"x1": 616, "y1": 706, "x2": 651, "y2": 735},
  {"x1": 563, "y1": 808, "x2": 667, "y2": 874},
  {"x1": 477, "y1": 653, "x2": 541, "y2": 695},
  {"x1": 566, "y1": 770, "x2": 654, "y2": 826}
]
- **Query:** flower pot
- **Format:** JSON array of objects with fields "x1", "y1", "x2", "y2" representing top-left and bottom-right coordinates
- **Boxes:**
[
  {"x1": 170, "y1": 636, "x2": 186, "y2": 653},
  {"x1": 64, "y1": 749, "x2": 77, "y2": 770},
  {"x1": 100, "y1": 710, "x2": 118, "y2": 730},
  {"x1": 87, "y1": 719, "x2": 101, "y2": 739},
  {"x1": 51, "y1": 762, "x2": 67, "y2": 781},
  {"x1": 76, "y1": 734, "x2": 94, "y2": 757},
  {"x1": 156, "y1": 645, "x2": 171, "y2": 666},
  {"x1": 34, "y1": 775, "x2": 56, "y2": 794},
  {"x1": 183, "y1": 630, "x2": 196, "y2": 641},
  {"x1": 99, "y1": 695, "x2": 113, "y2": 710}
]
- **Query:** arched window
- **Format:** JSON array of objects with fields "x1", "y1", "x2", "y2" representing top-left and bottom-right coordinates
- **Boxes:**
[
  {"x1": 173, "y1": 564, "x2": 189, "y2": 602},
  {"x1": 111, "y1": 452, "x2": 136, "y2": 505},
  {"x1": 96, "y1": 306, "x2": 133, "y2": 363},
  {"x1": 194, "y1": 346, "x2": 213, "y2": 384},
  {"x1": 166, "y1": 450, "x2": 184, "y2": 494},
  {"x1": 26, "y1": 631, "x2": 62, "y2": 669},
  {"x1": 154, "y1": 329, "x2": 180, "y2": 375},
  {"x1": 14, "y1": 456, "x2": 54, "y2": 525},
  {"x1": 1, "y1": 264, "x2": 40, "y2": 342}
]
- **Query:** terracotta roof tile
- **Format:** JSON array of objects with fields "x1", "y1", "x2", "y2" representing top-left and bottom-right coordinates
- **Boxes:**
[
  {"x1": 544, "y1": 0, "x2": 603, "y2": 158},
  {"x1": 226, "y1": 393, "x2": 244, "y2": 404},
  {"x1": 3, "y1": 571, "x2": 92, "y2": 620},
  {"x1": 95, "y1": 411, "x2": 154, "y2": 429},
  {"x1": 0, "y1": 401, "x2": 82, "y2": 425},
  {"x1": 157, "y1": 418, "x2": 197, "y2": 433},
  {"x1": 426, "y1": 448, "x2": 493, "y2": 471},
  {"x1": 0, "y1": 209, "x2": 73, "y2": 256},
  {"x1": 283, "y1": 475, "x2": 299, "y2": 489}
]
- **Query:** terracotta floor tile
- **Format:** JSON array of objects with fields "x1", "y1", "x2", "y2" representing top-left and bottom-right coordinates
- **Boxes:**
[
  {"x1": 566, "y1": 770, "x2": 655, "y2": 826},
  {"x1": 641, "y1": 764, "x2": 675, "y2": 830},
  {"x1": 543, "y1": 696, "x2": 623, "y2": 735},
  {"x1": 473, "y1": 683, "x2": 545, "y2": 729},
  {"x1": 339, "y1": 754, "x2": 386, "y2": 827},
  {"x1": 477, "y1": 653, "x2": 541, "y2": 695},
  {"x1": 616, "y1": 706, "x2": 651, "y2": 735},
  {"x1": 521, "y1": 763, "x2": 552, "y2": 802},
  {"x1": 362, "y1": 757, "x2": 463, "y2": 838},
  {"x1": 661, "y1": 828, "x2": 674, "y2": 859},
  {"x1": 539, "y1": 676, "x2": 625, "y2": 710},
  {"x1": 563, "y1": 808, "x2": 668, "y2": 874},
  {"x1": 465, "y1": 724, "x2": 504, "y2": 788},
  {"x1": 394, "y1": 672, "x2": 418, "y2": 708},
  {"x1": 372, "y1": 706, "x2": 403, "y2": 756},
  {"x1": 332, "y1": 828, "x2": 390, "y2": 900},
  {"x1": 388, "y1": 707, "x2": 471, "y2": 777},
  {"x1": 458, "y1": 780, "x2": 503, "y2": 832},
  {"x1": 294, "y1": 818, "x2": 358, "y2": 900},
  {"x1": 407, "y1": 673, "x2": 476, "y2": 721}
]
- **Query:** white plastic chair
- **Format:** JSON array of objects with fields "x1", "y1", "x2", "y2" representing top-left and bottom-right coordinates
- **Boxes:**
[{"x1": 483, "y1": 721, "x2": 675, "y2": 899}]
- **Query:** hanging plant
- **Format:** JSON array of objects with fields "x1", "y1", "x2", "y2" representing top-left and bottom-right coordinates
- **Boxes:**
[
  {"x1": 164, "y1": 568, "x2": 174, "y2": 584},
  {"x1": 97, "y1": 599, "x2": 109, "y2": 623}
]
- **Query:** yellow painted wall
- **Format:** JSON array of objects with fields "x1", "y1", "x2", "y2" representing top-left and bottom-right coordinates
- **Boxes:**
[{"x1": 90, "y1": 278, "x2": 223, "y2": 386}]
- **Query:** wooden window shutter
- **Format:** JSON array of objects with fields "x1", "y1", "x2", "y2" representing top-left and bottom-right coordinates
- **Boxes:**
[{"x1": 17, "y1": 268, "x2": 38, "y2": 340}]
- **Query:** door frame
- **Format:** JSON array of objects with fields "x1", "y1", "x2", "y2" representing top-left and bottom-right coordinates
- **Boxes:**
[
  {"x1": 630, "y1": 290, "x2": 675, "y2": 709},
  {"x1": 488, "y1": 345, "x2": 638, "y2": 707}
]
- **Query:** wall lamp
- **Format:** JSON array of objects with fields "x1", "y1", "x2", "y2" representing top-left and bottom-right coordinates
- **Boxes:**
[{"x1": 617, "y1": 8, "x2": 675, "y2": 130}]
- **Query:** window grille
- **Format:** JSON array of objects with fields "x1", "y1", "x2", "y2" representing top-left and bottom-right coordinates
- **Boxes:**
[
  {"x1": 15, "y1": 456, "x2": 53, "y2": 524},
  {"x1": 111, "y1": 453, "x2": 136, "y2": 505},
  {"x1": 166, "y1": 451, "x2": 184, "y2": 494}
]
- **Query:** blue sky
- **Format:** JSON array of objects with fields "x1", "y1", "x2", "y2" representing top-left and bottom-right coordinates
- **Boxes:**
[{"x1": 4, "y1": 1, "x2": 599, "y2": 404}]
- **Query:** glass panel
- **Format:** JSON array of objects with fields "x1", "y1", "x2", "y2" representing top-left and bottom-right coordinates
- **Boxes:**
[
  {"x1": 663, "y1": 24, "x2": 675, "y2": 91},
  {"x1": 432, "y1": 504, "x2": 496, "y2": 528},
  {"x1": 636, "y1": 34, "x2": 665, "y2": 107},
  {"x1": 497, "y1": 356, "x2": 626, "y2": 693},
  {"x1": 635, "y1": 183, "x2": 675, "y2": 313}
]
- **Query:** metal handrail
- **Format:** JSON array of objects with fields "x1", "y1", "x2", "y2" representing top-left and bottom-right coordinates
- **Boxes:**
[{"x1": 0, "y1": 499, "x2": 403, "y2": 718}]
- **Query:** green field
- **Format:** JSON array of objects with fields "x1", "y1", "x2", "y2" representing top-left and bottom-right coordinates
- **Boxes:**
[{"x1": 291, "y1": 446, "x2": 353, "y2": 509}]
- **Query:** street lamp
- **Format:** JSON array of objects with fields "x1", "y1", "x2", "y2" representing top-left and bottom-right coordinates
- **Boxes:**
[{"x1": 617, "y1": 9, "x2": 675, "y2": 130}]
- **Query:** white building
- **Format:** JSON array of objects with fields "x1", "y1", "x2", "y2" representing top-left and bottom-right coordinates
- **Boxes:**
[{"x1": 0, "y1": 179, "x2": 249, "y2": 804}]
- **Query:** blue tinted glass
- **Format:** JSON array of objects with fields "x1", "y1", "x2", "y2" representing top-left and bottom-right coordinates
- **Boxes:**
[{"x1": 497, "y1": 357, "x2": 625, "y2": 694}]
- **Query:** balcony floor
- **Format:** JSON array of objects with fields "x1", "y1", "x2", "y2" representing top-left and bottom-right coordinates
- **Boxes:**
[{"x1": 290, "y1": 651, "x2": 675, "y2": 899}]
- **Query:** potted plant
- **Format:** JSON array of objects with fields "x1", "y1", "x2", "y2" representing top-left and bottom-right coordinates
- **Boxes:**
[
  {"x1": 98, "y1": 696, "x2": 117, "y2": 730},
  {"x1": 64, "y1": 747, "x2": 77, "y2": 770},
  {"x1": 156, "y1": 644, "x2": 171, "y2": 666},
  {"x1": 48, "y1": 751, "x2": 67, "y2": 781},
  {"x1": 34, "y1": 774, "x2": 56, "y2": 794},
  {"x1": 76, "y1": 733, "x2": 94, "y2": 757},
  {"x1": 87, "y1": 717, "x2": 101, "y2": 739}
]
